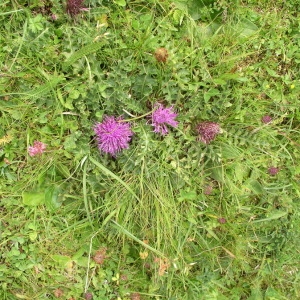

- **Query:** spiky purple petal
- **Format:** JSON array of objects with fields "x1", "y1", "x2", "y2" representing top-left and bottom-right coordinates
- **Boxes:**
[
  {"x1": 151, "y1": 104, "x2": 178, "y2": 135},
  {"x1": 93, "y1": 116, "x2": 133, "y2": 156}
]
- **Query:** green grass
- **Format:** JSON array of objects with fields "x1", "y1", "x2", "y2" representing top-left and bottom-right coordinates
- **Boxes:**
[{"x1": 1, "y1": 0, "x2": 300, "y2": 299}]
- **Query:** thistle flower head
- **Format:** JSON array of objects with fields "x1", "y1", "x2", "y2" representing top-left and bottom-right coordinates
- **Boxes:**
[
  {"x1": 28, "y1": 141, "x2": 47, "y2": 157},
  {"x1": 262, "y1": 115, "x2": 272, "y2": 124},
  {"x1": 151, "y1": 104, "x2": 178, "y2": 135},
  {"x1": 196, "y1": 121, "x2": 220, "y2": 144},
  {"x1": 130, "y1": 293, "x2": 141, "y2": 300},
  {"x1": 154, "y1": 48, "x2": 168, "y2": 63},
  {"x1": 84, "y1": 293, "x2": 93, "y2": 300},
  {"x1": 268, "y1": 166, "x2": 279, "y2": 176},
  {"x1": 203, "y1": 185, "x2": 213, "y2": 195},
  {"x1": 50, "y1": 14, "x2": 58, "y2": 21},
  {"x1": 93, "y1": 116, "x2": 133, "y2": 156},
  {"x1": 66, "y1": 0, "x2": 87, "y2": 16},
  {"x1": 218, "y1": 217, "x2": 227, "y2": 224}
]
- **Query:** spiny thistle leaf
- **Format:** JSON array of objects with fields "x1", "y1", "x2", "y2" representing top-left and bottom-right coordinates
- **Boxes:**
[
  {"x1": 27, "y1": 76, "x2": 64, "y2": 99},
  {"x1": 63, "y1": 42, "x2": 105, "y2": 67}
]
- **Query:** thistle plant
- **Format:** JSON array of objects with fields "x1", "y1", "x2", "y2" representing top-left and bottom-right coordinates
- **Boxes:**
[{"x1": 92, "y1": 104, "x2": 179, "y2": 157}]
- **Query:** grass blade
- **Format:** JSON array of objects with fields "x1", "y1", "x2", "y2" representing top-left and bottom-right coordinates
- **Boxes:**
[
  {"x1": 89, "y1": 156, "x2": 139, "y2": 201},
  {"x1": 82, "y1": 156, "x2": 93, "y2": 227},
  {"x1": 64, "y1": 42, "x2": 105, "y2": 67},
  {"x1": 111, "y1": 220, "x2": 166, "y2": 257}
]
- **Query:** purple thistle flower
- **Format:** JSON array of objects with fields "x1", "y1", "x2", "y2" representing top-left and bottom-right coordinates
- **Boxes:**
[
  {"x1": 196, "y1": 121, "x2": 220, "y2": 144},
  {"x1": 66, "y1": 0, "x2": 88, "y2": 16},
  {"x1": 268, "y1": 166, "x2": 279, "y2": 176},
  {"x1": 262, "y1": 115, "x2": 272, "y2": 124},
  {"x1": 218, "y1": 217, "x2": 227, "y2": 224},
  {"x1": 84, "y1": 292, "x2": 93, "y2": 300},
  {"x1": 203, "y1": 185, "x2": 213, "y2": 195},
  {"x1": 93, "y1": 116, "x2": 133, "y2": 156},
  {"x1": 28, "y1": 141, "x2": 47, "y2": 157},
  {"x1": 151, "y1": 104, "x2": 178, "y2": 135},
  {"x1": 50, "y1": 14, "x2": 58, "y2": 21}
]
